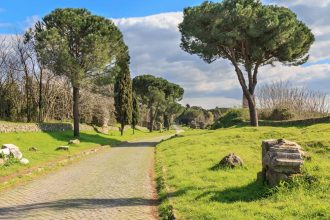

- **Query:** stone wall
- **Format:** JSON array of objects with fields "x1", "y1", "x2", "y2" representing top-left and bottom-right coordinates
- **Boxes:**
[
  {"x1": 258, "y1": 116, "x2": 330, "y2": 127},
  {"x1": 0, "y1": 123, "x2": 95, "y2": 133}
]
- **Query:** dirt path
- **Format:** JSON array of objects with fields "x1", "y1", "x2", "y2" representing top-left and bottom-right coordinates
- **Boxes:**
[{"x1": 0, "y1": 135, "x2": 172, "y2": 220}]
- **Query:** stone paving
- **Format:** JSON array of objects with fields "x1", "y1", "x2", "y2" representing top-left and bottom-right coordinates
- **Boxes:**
[{"x1": 0, "y1": 135, "x2": 172, "y2": 220}]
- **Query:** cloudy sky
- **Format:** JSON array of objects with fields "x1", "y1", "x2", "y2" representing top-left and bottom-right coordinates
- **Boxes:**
[{"x1": 1, "y1": 0, "x2": 330, "y2": 109}]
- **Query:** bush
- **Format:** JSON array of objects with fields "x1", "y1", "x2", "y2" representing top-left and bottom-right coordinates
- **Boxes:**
[
  {"x1": 269, "y1": 108, "x2": 294, "y2": 121},
  {"x1": 212, "y1": 109, "x2": 247, "y2": 129}
]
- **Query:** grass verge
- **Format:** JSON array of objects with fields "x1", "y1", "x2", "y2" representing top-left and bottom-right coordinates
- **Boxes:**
[{"x1": 156, "y1": 124, "x2": 330, "y2": 219}]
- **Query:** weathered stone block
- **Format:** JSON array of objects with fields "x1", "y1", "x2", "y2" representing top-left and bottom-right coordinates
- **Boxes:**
[
  {"x1": 56, "y1": 146, "x2": 70, "y2": 151},
  {"x1": 68, "y1": 139, "x2": 80, "y2": 145},
  {"x1": 259, "y1": 139, "x2": 305, "y2": 187}
]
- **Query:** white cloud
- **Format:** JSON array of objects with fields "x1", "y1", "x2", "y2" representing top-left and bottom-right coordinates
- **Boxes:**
[
  {"x1": 272, "y1": 0, "x2": 330, "y2": 7},
  {"x1": 24, "y1": 15, "x2": 40, "y2": 31}
]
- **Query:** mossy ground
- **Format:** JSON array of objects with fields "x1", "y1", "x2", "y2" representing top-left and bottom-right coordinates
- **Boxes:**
[{"x1": 156, "y1": 124, "x2": 330, "y2": 219}]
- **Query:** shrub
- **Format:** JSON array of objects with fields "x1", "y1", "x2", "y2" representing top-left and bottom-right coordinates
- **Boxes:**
[
  {"x1": 269, "y1": 108, "x2": 294, "y2": 121},
  {"x1": 212, "y1": 109, "x2": 247, "y2": 129}
]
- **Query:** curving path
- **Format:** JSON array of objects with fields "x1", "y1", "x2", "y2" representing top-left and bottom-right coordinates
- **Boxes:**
[{"x1": 0, "y1": 134, "x2": 173, "y2": 220}]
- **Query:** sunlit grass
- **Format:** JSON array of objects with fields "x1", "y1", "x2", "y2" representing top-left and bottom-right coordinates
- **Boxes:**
[{"x1": 156, "y1": 124, "x2": 330, "y2": 219}]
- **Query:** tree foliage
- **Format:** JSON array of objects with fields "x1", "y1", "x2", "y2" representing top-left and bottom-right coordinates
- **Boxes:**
[
  {"x1": 133, "y1": 75, "x2": 184, "y2": 132},
  {"x1": 32, "y1": 8, "x2": 128, "y2": 137},
  {"x1": 131, "y1": 94, "x2": 139, "y2": 134},
  {"x1": 114, "y1": 57, "x2": 133, "y2": 136},
  {"x1": 179, "y1": 0, "x2": 314, "y2": 126}
]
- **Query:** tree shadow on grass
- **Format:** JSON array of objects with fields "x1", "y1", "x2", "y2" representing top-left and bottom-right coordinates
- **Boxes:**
[
  {"x1": 195, "y1": 180, "x2": 271, "y2": 203},
  {"x1": 0, "y1": 198, "x2": 157, "y2": 219},
  {"x1": 45, "y1": 130, "x2": 121, "y2": 147}
]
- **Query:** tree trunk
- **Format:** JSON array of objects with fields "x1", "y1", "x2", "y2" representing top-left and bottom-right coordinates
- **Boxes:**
[
  {"x1": 38, "y1": 69, "x2": 43, "y2": 123},
  {"x1": 246, "y1": 93, "x2": 258, "y2": 127},
  {"x1": 73, "y1": 86, "x2": 80, "y2": 138},
  {"x1": 242, "y1": 93, "x2": 249, "y2": 108},
  {"x1": 164, "y1": 114, "x2": 170, "y2": 130},
  {"x1": 149, "y1": 109, "x2": 154, "y2": 132},
  {"x1": 25, "y1": 75, "x2": 31, "y2": 122},
  {"x1": 120, "y1": 123, "x2": 124, "y2": 136}
]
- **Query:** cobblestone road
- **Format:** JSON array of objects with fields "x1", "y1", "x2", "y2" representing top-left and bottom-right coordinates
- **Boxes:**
[{"x1": 0, "y1": 135, "x2": 171, "y2": 220}]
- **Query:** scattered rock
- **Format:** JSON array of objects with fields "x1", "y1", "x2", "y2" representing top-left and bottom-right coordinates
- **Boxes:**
[
  {"x1": 258, "y1": 139, "x2": 305, "y2": 187},
  {"x1": 219, "y1": 153, "x2": 244, "y2": 168},
  {"x1": 29, "y1": 147, "x2": 38, "y2": 152},
  {"x1": 0, "y1": 148, "x2": 10, "y2": 156},
  {"x1": 20, "y1": 158, "x2": 29, "y2": 165},
  {"x1": 56, "y1": 146, "x2": 70, "y2": 151},
  {"x1": 68, "y1": 139, "x2": 80, "y2": 145},
  {"x1": 2, "y1": 144, "x2": 23, "y2": 159}
]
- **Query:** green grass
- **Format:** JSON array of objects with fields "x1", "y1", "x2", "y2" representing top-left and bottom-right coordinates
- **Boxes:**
[
  {"x1": 0, "y1": 128, "x2": 174, "y2": 179},
  {"x1": 156, "y1": 124, "x2": 330, "y2": 219}
]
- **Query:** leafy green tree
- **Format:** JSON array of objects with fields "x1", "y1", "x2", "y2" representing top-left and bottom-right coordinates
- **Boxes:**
[
  {"x1": 33, "y1": 8, "x2": 127, "y2": 137},
  {"x1": 133, "y1": 75, "x2": 184, "y2": 132},
  {"x1": 131, "y1": 94, "x2": 139, "y2": 134},
  {"x1": 179, "y1": 0, "x2": 314, "y2": 126},
  {"x1": 114, "y1": 57, "x2": 133, "y2": 136},
  {"x1": 164, "y1": 102, "x2": 184, "y2": 130}
]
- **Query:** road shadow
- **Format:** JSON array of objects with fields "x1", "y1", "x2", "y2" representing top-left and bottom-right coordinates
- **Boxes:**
[
  {"x1": 113, "y1": 141, "x2": 159, "y2": 148},
  {"x1": 0, "y1": 198, "x2": 158, "y2": 219}
]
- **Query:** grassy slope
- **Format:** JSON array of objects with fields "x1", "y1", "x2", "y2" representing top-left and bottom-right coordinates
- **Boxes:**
[
  {"x1": 156, "y1": 124, "x2": 330, "y2": 219},
  {"x1": 0, "y1": 128, "x2": 174, "y2": 179}
]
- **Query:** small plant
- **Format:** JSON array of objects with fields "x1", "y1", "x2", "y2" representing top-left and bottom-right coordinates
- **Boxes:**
[{"x1": 1, "y1": 154, "x2": 20, "y2": 167}]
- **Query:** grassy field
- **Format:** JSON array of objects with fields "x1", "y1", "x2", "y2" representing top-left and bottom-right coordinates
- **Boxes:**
[
  {"x1": 0, "y1": 128, "x2": 174, "y2": 180},
  {"x1": 156, "y1": 124, "x2": 330, "y2": 219}
]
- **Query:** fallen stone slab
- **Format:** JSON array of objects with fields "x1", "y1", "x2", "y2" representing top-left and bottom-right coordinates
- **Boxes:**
[
  {"x1": 2, "y1": 144, "x2": 23, "y2": 159},
  {"x1": 56, "y1": 146, "x2": 70, "y2": 151},
  {"x1": 0, "y1": 148, "x2": 10, "y2": 156},
  {"x1": 20, "y1": 158, "x2": 29, "y2": 165},
  {"x1": 68, "y1": 139, "x2": 80, "y2": 145},
  {"x1": 29, "y1": 147, "x2": 38, "y2": 152}
]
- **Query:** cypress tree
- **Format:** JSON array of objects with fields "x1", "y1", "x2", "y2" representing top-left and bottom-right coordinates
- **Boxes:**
[
  {"x1": 131, "y1": 95, "x2": 139, "y2": 134},
  {"x1": 114, "y1": 58, "x2": 133, "y2": 136}
]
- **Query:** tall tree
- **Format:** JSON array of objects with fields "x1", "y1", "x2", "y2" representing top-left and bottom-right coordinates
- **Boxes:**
[
  {"x1": 179, "y1": 0, "x2": 314, "y2": 126},
  {"x1": 24, "y1": 30, "x2": 47, "y2": 122},
  {"x1": 33, "y1": 8, "x2": 127, "y2": 137},
  {"x1": 163, "y1": 82, "x2": 184, "y2": 130},
  {"x1": 114, "y1": 57, "x2": 133, "y2": 136},
  {"x1": 131, "y1": 94, "x2": 139, "y2": 134}
]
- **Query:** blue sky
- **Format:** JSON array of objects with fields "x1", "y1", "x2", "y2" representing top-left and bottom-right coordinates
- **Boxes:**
[
  {"x1": 1, "y1": 0, "x2": 330, "y2": 108},
  {"x1": 0, "y1": 0, "x2": 205, "y2": 34}
]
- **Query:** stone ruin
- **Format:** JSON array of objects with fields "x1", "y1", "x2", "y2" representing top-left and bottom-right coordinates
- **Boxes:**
[
  {"x1": 258, "y1": 139, "x2": 305, "y2": 187},
  {"x1": 0, "y1": 144, "x2": 29, "y2": 165}
]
